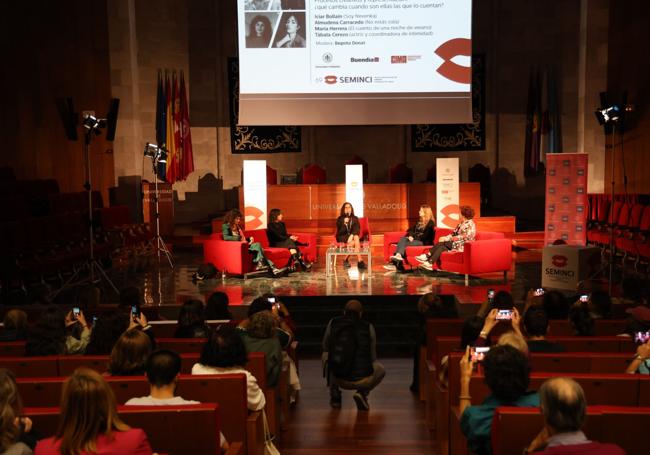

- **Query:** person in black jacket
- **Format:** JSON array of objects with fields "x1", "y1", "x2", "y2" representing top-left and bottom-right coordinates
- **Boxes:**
[
  {"x1": 267, "y1": 208, "x2": 312, "y2": 271},
  {"x1": 175, "y1": 299, "x2": 211, "y2": 338},
  {"x1": 385, "y1": 204, "x2": 435, "y2": 272},
  {"x1": 335, "y1": 202, "x2": 366, "y2": 270},
  {"x1": 322, "y1": 300, "x2": 385, "y2": 411}
]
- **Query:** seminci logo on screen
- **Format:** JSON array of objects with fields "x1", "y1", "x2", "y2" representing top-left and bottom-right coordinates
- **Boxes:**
[{"x1": 324, "y1": 76, "x2": 373, "y2": 85}]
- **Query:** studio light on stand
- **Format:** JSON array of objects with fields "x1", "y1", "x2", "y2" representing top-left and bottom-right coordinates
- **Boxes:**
[
  {"x1": 53, "y1": 112, "x2": 119, "y2": 298},
  {"x1": 144, "y1": 142, "x2": 174, "y2": 269},
  {"x1": 593, "y1": 95, "x2": 634, "y2": 296}
]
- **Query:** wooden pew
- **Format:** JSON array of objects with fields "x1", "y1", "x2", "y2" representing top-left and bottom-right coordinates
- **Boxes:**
[
  {"x1": 0, "y1": 356, "x2": 58, "y2": 376},
  {"x1": 0, "y1": 341, "x2": 26, "y2": 356},
  {"x1": 26, "y1": 404, "x2": 242, "y2": 455}
]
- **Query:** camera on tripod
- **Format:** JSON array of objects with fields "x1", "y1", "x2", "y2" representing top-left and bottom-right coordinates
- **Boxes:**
[{"x1": 143, "y1": 143, "x2": 167, "y2": 163}]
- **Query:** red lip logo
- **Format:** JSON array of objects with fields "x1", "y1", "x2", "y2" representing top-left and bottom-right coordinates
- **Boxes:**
[
  {"x1": 435, "y1": 38, "x2": 472, "y2": 84},
  {"x1": 324, "y1": 75, "x2": 337, "y2": 84},
  {"x1": 440, "y1": 204, "x2": 460, "y2": 228},
  {"x1": 552, "y1": 255, "x2": 568, "y2": 267},
  {"x1": 244, "y1": 206, "x2": 264, "y2": 230}
]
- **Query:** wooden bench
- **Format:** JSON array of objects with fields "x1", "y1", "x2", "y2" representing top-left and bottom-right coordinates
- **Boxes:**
[{"x1": 26, "y1": 403, "x2": 243, "y2": 455}]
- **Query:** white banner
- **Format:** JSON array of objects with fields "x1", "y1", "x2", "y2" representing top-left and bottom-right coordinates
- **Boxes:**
[
  {"x1": 243, "y1": 160, "x2": 267, "y2": 230},
  {"x1": 345, "y1": 165, "x2": 364, "y2": 218},
  {"x1": 436, "y1": 157, "x2": 460, "y2": 228}
]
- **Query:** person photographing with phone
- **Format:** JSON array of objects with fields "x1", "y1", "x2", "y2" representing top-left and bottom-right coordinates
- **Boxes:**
[{"x1": 625, "y1": 332, "x2": 650, "y2": 374}]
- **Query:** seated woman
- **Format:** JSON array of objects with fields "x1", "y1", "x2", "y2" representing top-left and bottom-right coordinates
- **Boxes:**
[
  {"x1": 35, "y1": 368, "x2": 153, "y2": 455},
  {"x1": 267, "y1": 208, "x2": 311, "y2": 271},
  {"x1": 174, "y1": 299, "x2": 210, "y2": 338},
  {"x1": 385, "y1": 204, "x2": 435, "y2": 272},
  {"x1": 459, "y1": 344, "x2": 539, "y2": 455},
  {"x1": 108, "y1": 329, "x2": 153, "y2": 376},
  {"x1": 222, "y1": 208, "x2": 284, "y2": 277},
  {"x1": 0, "y1": 369, "x2": 36, "y2": 455},
  {"x1": 335, "y1": 202, "x2": 366, "y2": 270},
  {"x1": 417, "y1": 205, "x2": 476, "y2": 271},
  {"x1": 192, "y1": 325, "x2": 266, "y2": 411},
  {"x1": 25, "y1": 307, "x2": 91, "y2": 356}
]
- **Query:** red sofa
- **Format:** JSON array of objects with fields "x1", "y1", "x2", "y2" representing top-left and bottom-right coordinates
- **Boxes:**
[
  {"x1": 383, "y1": 228, "x2": 512, "y2": 285},
  {"x1": 204, "y1": 229, "x2": 317, "y2": 276}
]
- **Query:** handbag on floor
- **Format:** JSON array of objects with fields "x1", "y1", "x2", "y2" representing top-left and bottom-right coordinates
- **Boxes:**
[{"x1": 263, "y1": 411, "x2": 280, "y2": 455}]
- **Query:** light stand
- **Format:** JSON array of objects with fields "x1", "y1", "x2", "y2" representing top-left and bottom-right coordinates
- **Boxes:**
[
  {"x1": 144, "y1": 143, "x2": 174, "y2": 268},
  {"x1": 53, "y1": 115, "x2": 119, "y2": 297}
]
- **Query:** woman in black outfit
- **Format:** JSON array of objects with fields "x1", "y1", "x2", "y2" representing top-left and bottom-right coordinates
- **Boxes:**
[
  {"x1": 267, "y1": 208, "x2": 312, "y2": 271},
  {"x1": 385, "y1": 204, "x2": 435, "y2": 272},
  {"x1": 335, "y1": 202, "x2": 366, "y2": 269}
]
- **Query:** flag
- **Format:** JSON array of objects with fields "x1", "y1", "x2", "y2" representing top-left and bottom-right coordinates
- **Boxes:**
[
  {"x1": 172, "y1": 73, "x2": 182, "y2": 181},
  {"x1": 155, "y1": 70, "x2": 167, "y2": 180},
  {"x1": 179, "y1": 71, "x2": 194, "y2": 181},
  {"x1": 165, "y1": 72, "x2": 177, "y2": 184},
  {"x1": 524, "y1": 67, "x2": 542, "y2": 175},
  {"x1": 545, "y1": 66, "x2": 562, "y2": 155}
]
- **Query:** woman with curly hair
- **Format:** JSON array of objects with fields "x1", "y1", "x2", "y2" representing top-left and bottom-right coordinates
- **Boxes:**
[
  {"x1": 0, "y1": 369, "x2": 35, "y2": 455},
  {"x1": 222, "y1": 208, "x2": 284, "y2": 277},
  {"x1": 417, "y1": 205, "x2": 476, "y2": 271},
  {"x1": 192, "y1": 325, "x2": 265, "y2": 411},
  {"x1": 35, "y1": 368, "x2": 152, "y2": 455},
  {"x1": 246, "y1": 15, "x2": 272, "y2": 48}
]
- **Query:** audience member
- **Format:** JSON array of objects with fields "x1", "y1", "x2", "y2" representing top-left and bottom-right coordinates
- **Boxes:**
[
  {"x1": 0, "y1": 310, "x2": 28, "y2": 342},
  {"x1": 589, "y1": 291, "x2": 612, "y2": 319},
  {"x1": 240, "y1": 311, "x2": 283, "y2": 387},
  {"x1": 174, "y1": 300, "x2": 210, "y2": 338},
  {"x1": 523, "y1": 307, "x2": 566, "y2": 353},
  {"x1": 0, "y1": 369, "x2": 35, "y2": 455},
  {"x1": 625, "y1": 339, "x2": 650, "y2": 374},
  {"x1": 569, "y1": 304, "x2": 595, "y2": 336},
  {"x1": 497, "y1": 331, "x2": 529, "y2": 355},
  {"x1": 108, "y1": 329, "x2": 152, "y2": 376},
  {"x1": 411, "y1": 293, "x2": 459, "y2": 392},
  {"x1": 192, "y1": 326, "x2": 265, "y2": 411},
  {"x1": 543, "y1": 291, "x2": 570, "y2": 320},
  {"x1": 524, "y1": 377, "x2": 625, "y2": 454},
  {"x1": 35, "y1": 368, "x2": 152, "y2": 455},
  {"x1": 85, "y1": 313, "x2": 130, "y2": 356},
  {"x1": 475, "y1": 308, "x2": 522, "y2": 346},
  {"x1": 240, "y1": 297, "x2": 293, "y2": 348},
  {"x1": 323, "y1": 300, "x2": 385, "y2": 411},
  {"x1": 205, "y1": 292, "x2": 233, "y2": 320},
  {"x1": 459, "y1": 344, "x2": 539, "y2": 455},
  {"x1": 438, "y1": 316, "x2": 485, "y2": 388},
  {"x1": 25, "y1": 307, "x2": 90, "y2": 356}
]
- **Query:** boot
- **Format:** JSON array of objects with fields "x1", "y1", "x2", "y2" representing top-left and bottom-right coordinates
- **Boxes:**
[{"x1": 295, "y1": 252, "x2": 312, "y2": 271}]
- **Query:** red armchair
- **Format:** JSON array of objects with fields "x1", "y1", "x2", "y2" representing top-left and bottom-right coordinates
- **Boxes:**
[
  {"x1": 383, "y1": 228, "x2": 512, "y2": 285},
  {"x1": 300, "y1": 164, "x2": 326, "y2": 184},
  {"x1": 203, "y1": 229, "x2": 317, "y2": 276}
]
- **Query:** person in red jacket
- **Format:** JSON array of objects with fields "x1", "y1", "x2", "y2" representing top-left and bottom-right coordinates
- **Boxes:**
[
  {"x1": 36, "y1": 368, "x2": 153, "y2": 455},
  {"x1": 524, "y1": 377, "x2": 625, "y2": 454}
]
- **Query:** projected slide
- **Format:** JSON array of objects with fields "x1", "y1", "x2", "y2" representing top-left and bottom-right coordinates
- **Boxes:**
[{"x1": 238, "y1": 0, "x2": 472, "y2": 126}]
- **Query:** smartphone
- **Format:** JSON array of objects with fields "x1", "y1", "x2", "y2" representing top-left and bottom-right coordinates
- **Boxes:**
[
  {"x1": 92, "y1": 316, "x2": 98, "y2": 325},
  {"x1": 579, "y1": 294, "x2": 589, "y2": 303},
  {"x1": 131, "y1": 305, "x2": 140, "y2": 317},
  {"x1": 496, "y1": 309, "x2": 513, "y2": 320},
  {"x1": 471, "y1": 346, "x2": 490, "y2": 363},
  {"x1": 534, "y1": 288, "x2": 545, "y2": 297},
  {"x1": 73, "y1": 307, "x2": 80, "y2": 318},
  {"x1": 268, "y1": 297, "x2": 276, "y2": 304},
  {"x1": 487, "y1": 289, "x2": 495, "y2": 301},
  {"x1": 634, "y1": 331, "x2": 650, "y2": 344}
]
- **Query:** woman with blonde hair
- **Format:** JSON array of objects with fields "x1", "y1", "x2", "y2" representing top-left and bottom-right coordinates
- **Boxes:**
[
  {"x1": 35, "y1": 368, "x2": 152, "y2": 455},
  {"x1": 386, "y1": 204, "x2": 435, "y2": 272},
  {"x1": 0, "y1": 369, "x2": 34, "y2": 455},
  {"x1": 108, "y1": 329, "x2": 152, "y2": 376}
]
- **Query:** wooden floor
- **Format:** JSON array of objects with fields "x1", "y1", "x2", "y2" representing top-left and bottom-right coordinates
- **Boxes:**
[{"x1": 281, "y1": 358, "x2": 436, "y2": 454}]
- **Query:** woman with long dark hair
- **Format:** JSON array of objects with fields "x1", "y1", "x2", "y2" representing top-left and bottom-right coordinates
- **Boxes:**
[
  {"x1": 417, "y1": 205, "x2": 476, "y2": 271},
  {"x1": 335, "y1": 202, "x2": 366, "y2": 270},
  {"x1": 222, "y1": 209, "x2": 284, "y2": 277},
  {"x1": 175, "y1": 299, "x2": 210, "y2": 338},
  {"x1": 267, "y1": 208, "x2": 312, "y2": 271}
]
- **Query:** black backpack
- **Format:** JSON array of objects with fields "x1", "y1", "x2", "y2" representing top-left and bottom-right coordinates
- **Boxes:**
[{"x1": 328, "y1": 318, "x2": 358, "y2": 378}]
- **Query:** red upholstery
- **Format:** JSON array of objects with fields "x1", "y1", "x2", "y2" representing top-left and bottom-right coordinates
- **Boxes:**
[
  {"x1": 203, "y1": 229, "x2": 317, "y2": 275},
  {"x1": 331, "y1": 216, "x2": 372, "y2": 246},
  {"x1": 301, "y1": 164, "x2": 326, "y2": 184}
]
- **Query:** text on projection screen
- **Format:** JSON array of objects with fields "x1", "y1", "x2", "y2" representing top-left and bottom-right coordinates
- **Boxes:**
[{"x1": 237, "y1": 0, "x2": 472, "y2": 125}]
